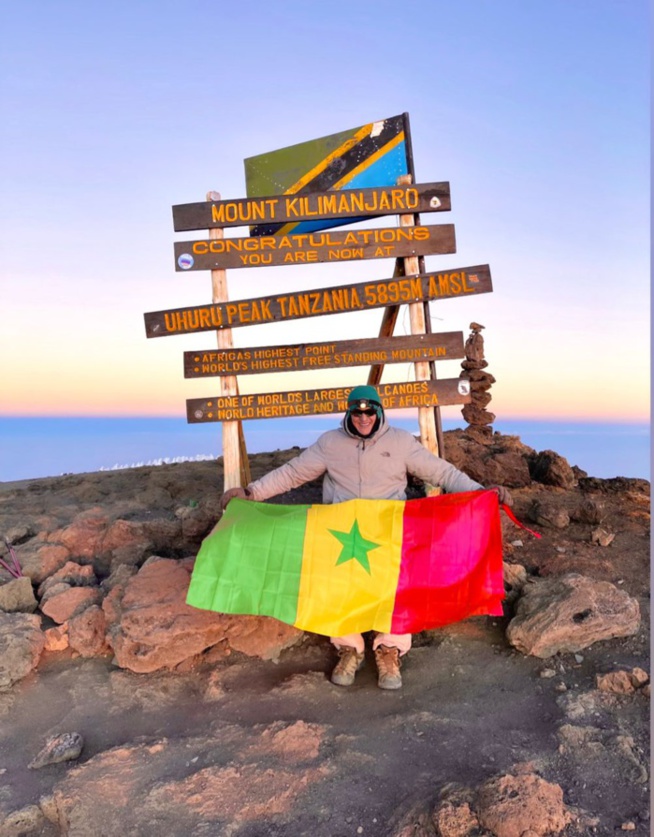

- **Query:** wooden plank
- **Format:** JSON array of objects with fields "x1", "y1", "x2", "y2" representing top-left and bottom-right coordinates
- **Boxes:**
[
  {"x1": 187, "y1": 379, "x2": 472, "y2": 424},
  {"x1": 174, "y1": 223, "x2": 455, "y2": 272},
  {"x1": 183, "y1": 332, "x2": 464, "y2": 378},
  {"x1": 144, "y1": 265, "x2": 492, "y2": 338},
  {"x1": 172, "y1": 182, "x2": 451, "y2": 231}
]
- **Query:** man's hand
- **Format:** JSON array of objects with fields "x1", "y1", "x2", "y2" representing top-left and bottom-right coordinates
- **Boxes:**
[
  {"x1": 219, "y1": 487, "x2": 252, "y2": 512},
  {"x1": 487, "y1": 485, "x2": 513, "y2": 507}
]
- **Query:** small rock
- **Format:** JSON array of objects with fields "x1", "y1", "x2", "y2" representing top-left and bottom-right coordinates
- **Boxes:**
[
  {"x1": 510, "y1": 540, "x2": 523, "y2": 548},
  {"x1": 554, "y1": 682, "x2": 567, "y2": 692},
  {"x1": 529, "y1": 500, "x2": 570, "y2": 529},
  {"x1": 0, "y1": 576, "x2": 37, "y2": 614},
  {"x1": 573, "y1": 497, "x2": 605, "y2": 525},
  {"x1": 539, "y1": 669, "x2": 556, "y2": 679},
  {"x1": 28, "y1": 731, "x2": 84, "y2": 769},
  {"x1": 630, "y1": 667, "x2": 649, "y2": 688},
  {"x1": 621, "y1": 822, "x2": 636, "y2": 831},
  {"x1": 590, "y1": 527, "x2": 615, "y2": 547},
  {"x1": 574, "y1": 654, "x2": 584, "y2": 663},
  {"x1": 0, "y1": 804, "x2": 45, "y2": 835},
  {"x1": 43, "y1": 625, "x2": 69, "y2": 652},
  {"x1": 4, "y1": 524, "x2": 34, "y2": 545}
]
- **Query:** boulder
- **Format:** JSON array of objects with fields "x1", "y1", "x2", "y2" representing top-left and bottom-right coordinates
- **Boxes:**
[
  {"x1": 109, "y1": 558, "x2": 302, "y2": 673},
  {"x1": 572, "y1": 497, "x2": 605, "y2": 524},
  {"x1": 68, "y1": 605, "x2": 110, "y2": 657},
  {"x1": 529, "y1": 500, "x2": 570, "y2": 529},
  {"x1": 0, "y1": 576, "x2": 37, "y2": 613},
  {"x1": 37, "y1": 561, "x2": 97, "y2": 598},
  {"x1": 19, "y1": 543, "x2": 70, "y2": 584},
  {"x1": 506, "y1": 573, "x2": 640, "y2": 657},
  {"x1": 40, "y1": 586, "x2": 102, "y2": 624},
  {"x1": 49, "y1": 511, "x2": 109, "y2": 559},
  {"x1": 529, "y1": 450, "x2": 576, "y2": 489},
  {"x1": 0, "y1": 612, "x2": 45, "y2": 690},
  {"x1": 477, "y1": 773, "x2": 572, "y2": 837}
]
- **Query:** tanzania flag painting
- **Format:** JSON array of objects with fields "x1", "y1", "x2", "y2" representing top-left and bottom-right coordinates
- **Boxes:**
[
  {"x1": 186, "y1": 490, "x2": 505, "y2": 636},
  {"x1": 244, "y1": 113, "x2": 411, "y2": 237}
]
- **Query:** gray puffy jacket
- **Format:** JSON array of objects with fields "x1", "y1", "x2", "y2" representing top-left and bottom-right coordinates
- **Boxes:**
[{"x1": 248, "y1": 416, "x2": 483, "y2": 503}]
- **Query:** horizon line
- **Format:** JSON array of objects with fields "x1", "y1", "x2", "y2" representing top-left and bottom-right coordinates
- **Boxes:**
[{"x1": 0, "y1": 412, "x2": 650, "y2": 426}]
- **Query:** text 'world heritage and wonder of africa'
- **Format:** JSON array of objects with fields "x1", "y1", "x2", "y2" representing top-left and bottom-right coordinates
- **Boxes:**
[{"x1": 187, "y1": 380, "x2": 472, "y2": 423}]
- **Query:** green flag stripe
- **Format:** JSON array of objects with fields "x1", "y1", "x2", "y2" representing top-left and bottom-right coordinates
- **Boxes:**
[{"x1": 186, "y1": 499, "x2": 310, "y2": 624}]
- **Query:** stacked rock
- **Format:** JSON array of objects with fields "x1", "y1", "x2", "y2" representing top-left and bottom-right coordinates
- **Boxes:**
[{"x1": 460, "y1": 322, "x2": 496, "y2": 436}]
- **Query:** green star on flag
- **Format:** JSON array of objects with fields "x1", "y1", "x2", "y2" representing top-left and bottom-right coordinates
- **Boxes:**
[{"x1": 329, "y1": 520, "x2": 380, "y2": 575}]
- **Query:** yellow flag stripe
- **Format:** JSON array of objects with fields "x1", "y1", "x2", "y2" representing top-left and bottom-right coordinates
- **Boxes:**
[
  {"x1": 330, "y1": 131, "x2": 406, "y2": 191},
  {"x1": 272, "y1": 130, "x2": 405, "y2": 238},
  {"x1": 283, "y1": 123, "x2": 375, "y2": 197},
  {"x1": 295, "y1": 499, "x2": 405, "y2": 636}
]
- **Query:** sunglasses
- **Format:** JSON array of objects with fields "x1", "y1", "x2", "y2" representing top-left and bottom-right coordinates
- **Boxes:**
[{"x1": 351, "y1": 408, "x2": 376, "y2": 417}]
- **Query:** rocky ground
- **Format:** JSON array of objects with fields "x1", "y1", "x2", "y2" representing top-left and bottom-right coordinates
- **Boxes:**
[{"x1": 0, "y1": 429, "x2": 649, "y2": 837}]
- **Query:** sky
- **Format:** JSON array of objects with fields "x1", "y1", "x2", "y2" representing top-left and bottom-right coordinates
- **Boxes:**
[{"x1": 1, "y1": 0, "x2": 650, "y2": 424}]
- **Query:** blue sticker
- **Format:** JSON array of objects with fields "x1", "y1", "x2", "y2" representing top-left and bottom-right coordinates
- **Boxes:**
[{"x1": 178, "y1": 253, "x2": 194, "y2": 270}]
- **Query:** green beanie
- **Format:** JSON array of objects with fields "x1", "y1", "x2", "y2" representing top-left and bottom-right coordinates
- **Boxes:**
[{"x1": 347, "y1": 385, "x2": 382, "y2": 408}]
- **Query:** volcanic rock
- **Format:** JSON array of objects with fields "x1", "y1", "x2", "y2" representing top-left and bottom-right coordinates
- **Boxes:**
[
  {"x1": 506, "y1": 573, "x2": 640, "y2": 657},
  {"x1": 0, "y1": 576, "x2": 37, "y2": 613},
  {"x1": 108, "y1": 557, "x2": 302, "y2": 673},
  {"x1": 29, "y1": 731, "x2": 84, "y2": 769},
  {"x1": 528, "y1": 450, "x2": 576, "y2": 489},
  {"x1": 0, "y1": 612, "x2": 44, "y2": 690},
  {"x1": 476, "y1": 772, "x2": 572, "y2": 837},
  {"x1": 529, "y1": 500, "x2": 570, "y2": 529},
  {"x1": 40, "y1": 586, "x2": 101, "y2": 624}
]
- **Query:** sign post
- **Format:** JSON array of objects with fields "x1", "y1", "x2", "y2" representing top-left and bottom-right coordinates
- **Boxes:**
[
  {"x1": 397, "y1": 175, "x2": 440, "y2": 456},
  {"x1": 206, "y1": 191, "x2": 250, "y2": 489}
]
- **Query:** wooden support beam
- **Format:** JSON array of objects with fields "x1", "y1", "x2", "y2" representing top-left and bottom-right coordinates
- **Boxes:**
[
  {"x1": 207, "y1": 191, "x2": 250, "y2": 490},
  {"x1": 397, "y1": 175, "x2": 440, "y2": 457}
]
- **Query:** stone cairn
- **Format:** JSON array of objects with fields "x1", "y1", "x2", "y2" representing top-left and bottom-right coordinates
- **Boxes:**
[{"x1": 460, "y1": 322, "x2": 496, "y2": 436}]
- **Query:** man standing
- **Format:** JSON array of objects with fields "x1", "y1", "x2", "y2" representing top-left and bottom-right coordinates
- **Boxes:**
[{"x1": 220, "y1": 385, "x2": 512, "y2": 690}]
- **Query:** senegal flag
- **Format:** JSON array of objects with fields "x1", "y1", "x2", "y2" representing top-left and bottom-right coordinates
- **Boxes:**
[{"x1": 186, "y1": 490, "x2": 505, "y2": 636}]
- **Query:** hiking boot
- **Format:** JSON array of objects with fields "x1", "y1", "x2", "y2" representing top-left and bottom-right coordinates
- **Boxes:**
[
  {"x1": 375, "y1": 645, "x2": 402, "y2": 690},
  {"x1": 331, "y1": 647, "x2": 365, "y2": 686}
]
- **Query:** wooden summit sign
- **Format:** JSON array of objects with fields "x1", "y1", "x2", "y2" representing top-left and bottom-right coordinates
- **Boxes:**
[
  {"x1": 187, "y1": 379, "x2": 472, "y2": 424},
  {"x1": 172, "y1": 182, "x2": 451, "y2": 232},
  {"x1": 174, "y1": 223, "x2": 455, "y2": 272},
  {"x1": 144, "y1": 265, "x2": 492, "y2": 338},
  {"x1": 184, "y1": 332, "x2": 464, "y2": 378}
]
